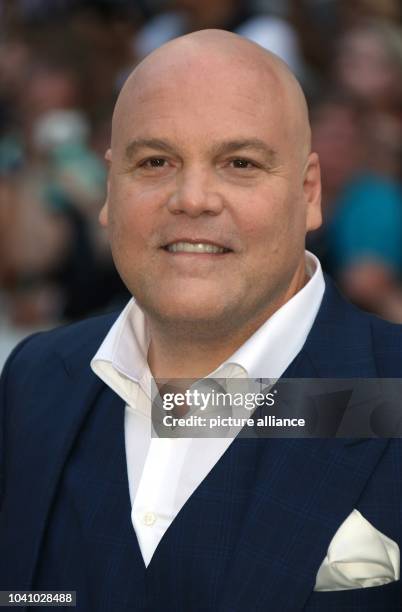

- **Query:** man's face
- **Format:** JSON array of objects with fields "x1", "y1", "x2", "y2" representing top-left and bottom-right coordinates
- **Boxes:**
[{"x1": 101, "y1": 55, "x2": 321, "y2": 333}]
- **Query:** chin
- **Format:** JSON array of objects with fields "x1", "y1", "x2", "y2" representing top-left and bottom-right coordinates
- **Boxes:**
[
  {"x1": 140, "y1": 293, "x2": 231, "y2": 326},
  {"x1": 158, "y1": 301, "x2": 227, "y2": 323}
]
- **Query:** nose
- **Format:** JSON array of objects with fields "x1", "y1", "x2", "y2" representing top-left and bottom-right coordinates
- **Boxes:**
[{"x1": 166, "y1": 167, "x2": 224, "y2": 217}]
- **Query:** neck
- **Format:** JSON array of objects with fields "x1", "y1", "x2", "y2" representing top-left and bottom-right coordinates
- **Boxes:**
[
  {"x1": 147, "y1": 267, "x2": 309, "y2": 379},
  {"x1": 148, "y1": 326, "x2": 249, "y2": 380}
]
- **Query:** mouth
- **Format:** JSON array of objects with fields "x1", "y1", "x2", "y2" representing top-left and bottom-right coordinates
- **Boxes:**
[{"x1": 162, "y1": 240, "x2": 232, "y2": 254}]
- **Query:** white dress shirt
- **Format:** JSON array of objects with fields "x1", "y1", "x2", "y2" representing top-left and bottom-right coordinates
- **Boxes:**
[{"x1": 91, "y1": 251, "x2": 325, "y2": 566}]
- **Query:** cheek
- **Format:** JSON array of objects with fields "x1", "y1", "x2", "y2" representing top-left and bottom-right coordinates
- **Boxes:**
[
  {"x1": 234, "y1": 186, "x2": 300, "y2": 246},
  {"x1": 108, "y1": 184, "x2": 161, "y2": 249}
]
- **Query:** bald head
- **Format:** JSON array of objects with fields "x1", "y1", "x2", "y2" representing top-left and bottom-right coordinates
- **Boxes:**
[
  {"x1": 112, "y1": 29, "x2": 311, "y2": 162},
  {"x1": 101, "y1": 28, "x2": 322, "y2": 353}
]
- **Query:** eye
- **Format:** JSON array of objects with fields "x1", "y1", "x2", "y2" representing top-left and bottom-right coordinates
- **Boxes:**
[
  {"x1": 140, "y1": 157, "x2": 167, "y2": 168},
  {"x1": 230, "y1": 158, "x2": 258, "y2": 169}
]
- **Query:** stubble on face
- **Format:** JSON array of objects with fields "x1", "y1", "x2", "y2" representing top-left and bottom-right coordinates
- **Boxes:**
[{"x1": 101, "y1": 30, "x2": 320, "y2": 350}]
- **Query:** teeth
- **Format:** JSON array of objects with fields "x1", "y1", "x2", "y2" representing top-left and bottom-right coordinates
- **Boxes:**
[{"x1": 166, "y1": 242, "x2": 227, "y2": 254}]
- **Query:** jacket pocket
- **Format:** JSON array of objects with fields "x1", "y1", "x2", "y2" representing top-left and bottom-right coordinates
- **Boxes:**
[{"x1": 303, "y1": 579, "x2": 401, "y2": 611}]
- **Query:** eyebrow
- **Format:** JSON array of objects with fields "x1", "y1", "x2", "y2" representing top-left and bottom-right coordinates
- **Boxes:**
[
  {"x1": 211, "y1": 139, "x2": 278, "y2": 165},
  {"x1": 124, "y1": 138, "x2": 176, "y2": 161},
  {"x1": 124, "y1": 137, "x2": 278, "y2": 165}
]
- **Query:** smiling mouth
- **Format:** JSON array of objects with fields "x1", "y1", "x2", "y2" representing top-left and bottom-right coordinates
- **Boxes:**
[{"x1": 163, "y1": 241, "x2": 232, "y2": 254}]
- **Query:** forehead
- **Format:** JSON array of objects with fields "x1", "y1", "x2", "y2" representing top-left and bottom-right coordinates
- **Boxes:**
[{"x1": 112, "y1": 58, "x2": 289, "y2": 151}]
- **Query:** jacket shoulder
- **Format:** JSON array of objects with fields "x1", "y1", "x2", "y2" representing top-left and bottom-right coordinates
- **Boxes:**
[
  {"x1": 369, "y1": 314, "x2": 402, "y2": 376},
  {"x1": 1, "y1": 310, "x2": 121, "y2": 381}
]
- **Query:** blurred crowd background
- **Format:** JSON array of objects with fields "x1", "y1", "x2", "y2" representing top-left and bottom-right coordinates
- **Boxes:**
[{"x1": 0, "y1": 0, "x2": 401, "y2": 367}]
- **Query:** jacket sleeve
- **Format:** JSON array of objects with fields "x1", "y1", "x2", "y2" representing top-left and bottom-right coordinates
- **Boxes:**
[{"x1": 0, "y1": 333, "x2": 43, "y2": 510}]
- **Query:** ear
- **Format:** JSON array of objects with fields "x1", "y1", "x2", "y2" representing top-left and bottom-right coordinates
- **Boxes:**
[
  {"x1": 303, "y1": 152, "x2": 322, "y2": 232},
  {"x1": 99, "y1": 148, "x2": 112, "y2": 227}
]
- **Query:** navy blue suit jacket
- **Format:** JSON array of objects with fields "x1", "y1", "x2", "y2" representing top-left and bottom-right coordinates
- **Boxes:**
[{"x1": 1, "y1": 279, "x2": 402, "y2": 611}]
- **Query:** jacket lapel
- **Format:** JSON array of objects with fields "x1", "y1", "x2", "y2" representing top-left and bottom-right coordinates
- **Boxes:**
[{"x1": 219, "y1": 279, "x2": 389, "y2": 611}]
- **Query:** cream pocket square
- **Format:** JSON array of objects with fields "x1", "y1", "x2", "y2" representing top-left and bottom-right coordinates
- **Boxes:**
[{"x1": 314, "y1": 509, "x2": 400, "y2": 591}]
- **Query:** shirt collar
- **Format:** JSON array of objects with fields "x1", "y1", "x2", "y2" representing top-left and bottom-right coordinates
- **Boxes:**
[
  {"x1": 91, "y1": 251, "x2": 325, "y2": 400},
  {"x1": 213, "y1": 251, "x2": 324, "y2": 379},
  {"x1": 90, "y1": 297, "x2": 150, "y2": 405}
]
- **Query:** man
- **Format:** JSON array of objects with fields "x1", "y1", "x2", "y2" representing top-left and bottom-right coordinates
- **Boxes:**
[{"x1": 1, "y1": 30, "x2": 401, "y2": 611}]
